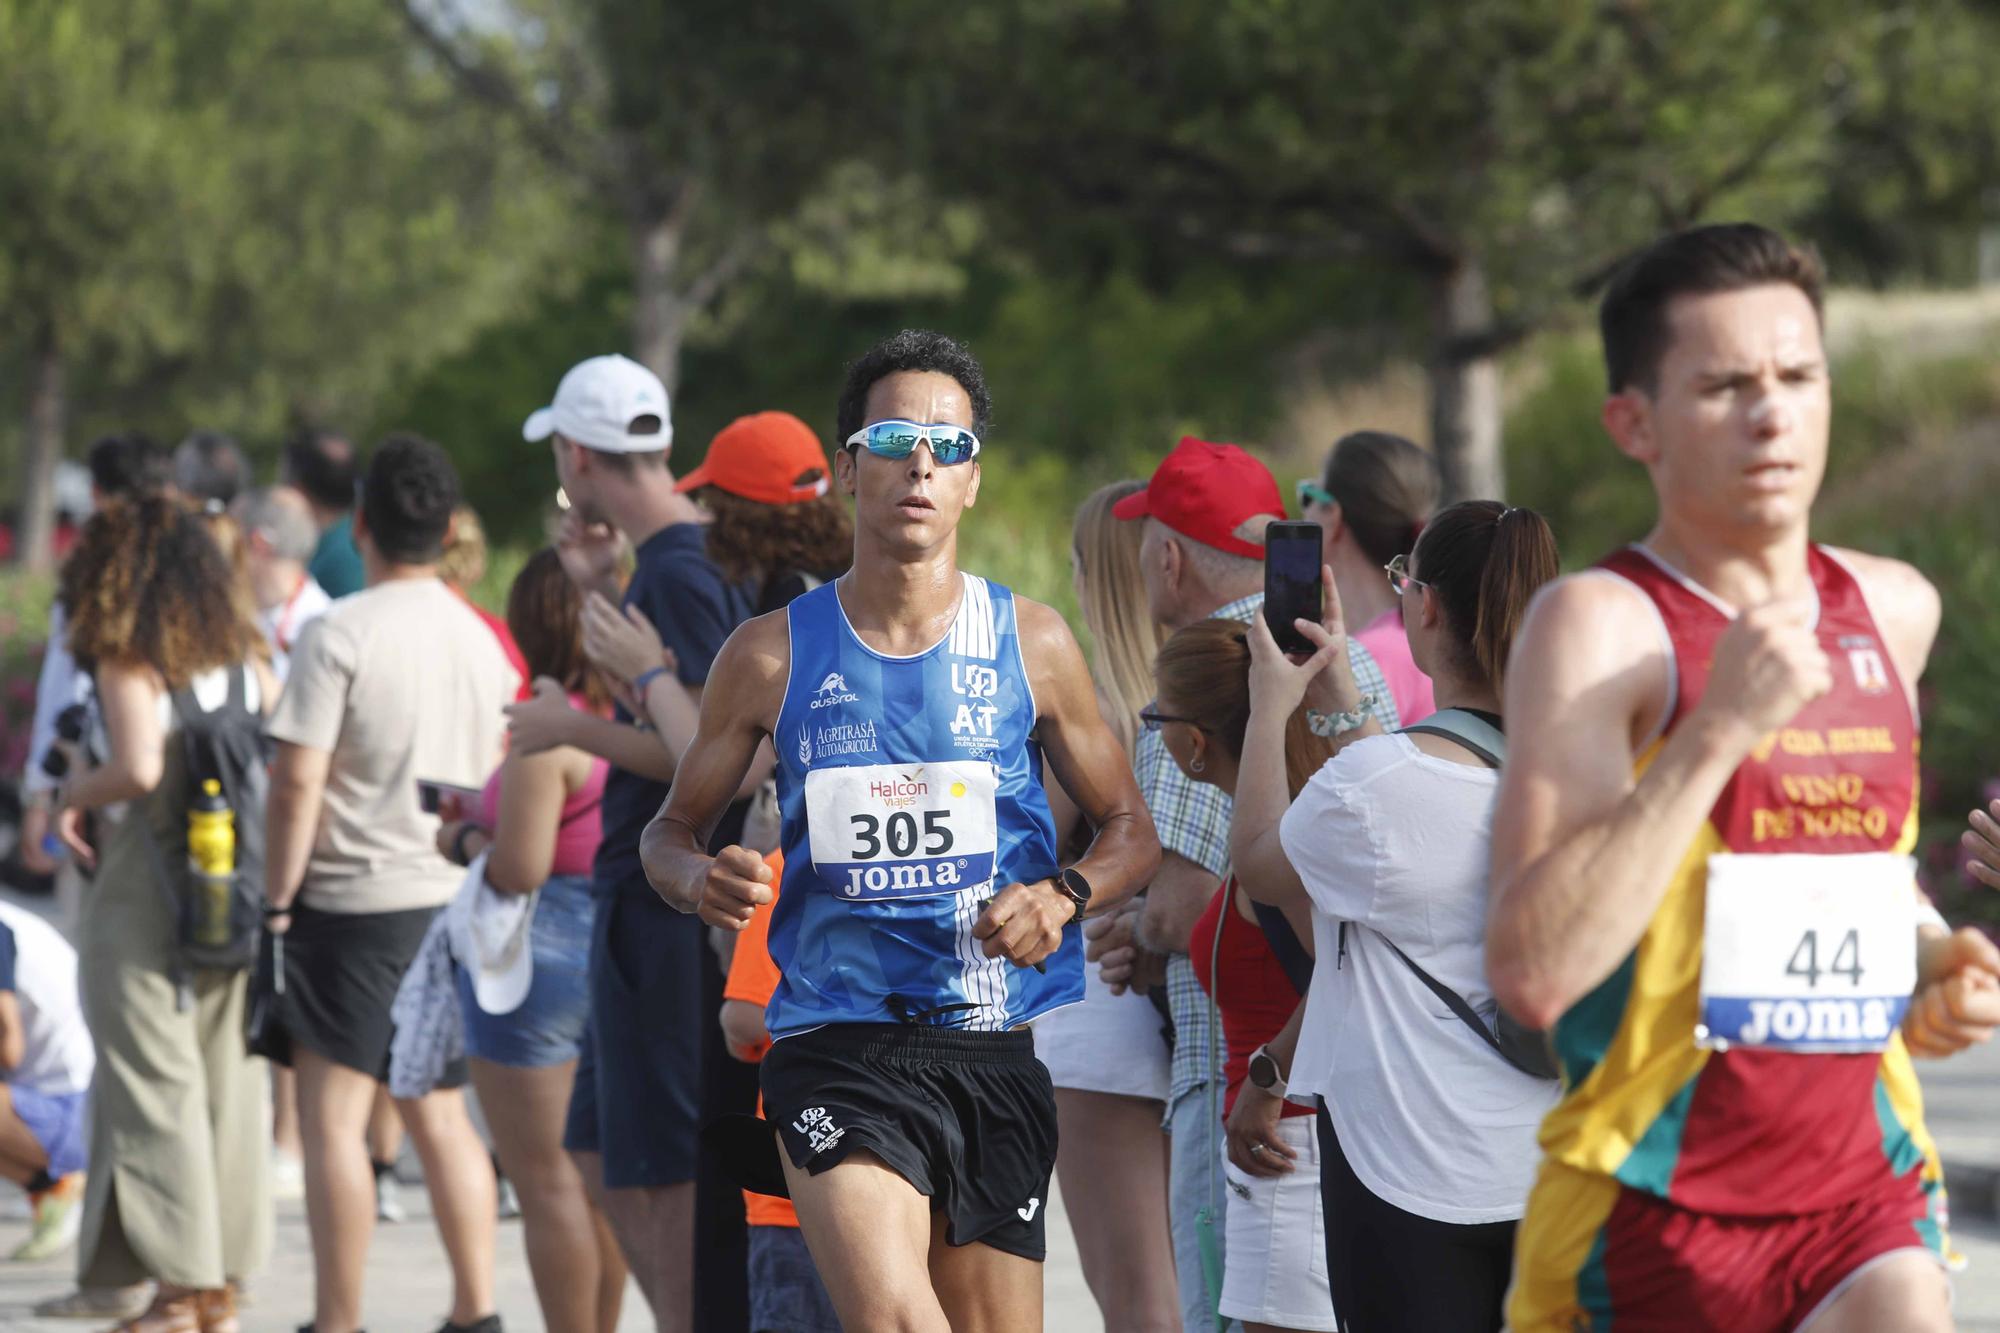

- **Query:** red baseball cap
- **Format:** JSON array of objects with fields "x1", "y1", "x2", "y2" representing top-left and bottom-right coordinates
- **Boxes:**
[
  {"x1": 675, "y1": 412, "x2": 832, "y2": 506},
  {"x1": 1112, "y1": 435, "x2": 1284, "y2": 558}
]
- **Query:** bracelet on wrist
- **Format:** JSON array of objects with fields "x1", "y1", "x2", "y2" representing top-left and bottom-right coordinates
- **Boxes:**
[
  {"x1": 451, "y1": 823, "x2": 485, "y2": 866},
  {"x1": 261, "y1": 900, "x2": 292, "y2": 919},
  {"x1": 1307, "y1": 693, "x2": 1378, "y2": 738},
  {"x1": 633, "y1": 665, "x2": 669, "y2": 694}
]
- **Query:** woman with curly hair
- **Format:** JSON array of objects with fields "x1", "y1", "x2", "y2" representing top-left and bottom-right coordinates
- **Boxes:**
[{"x1": 53, "y1": 493, "x2": 276, "y2": 1333}]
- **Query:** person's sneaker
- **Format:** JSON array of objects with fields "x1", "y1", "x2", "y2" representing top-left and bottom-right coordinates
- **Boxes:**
[
  {"x1": 373, "y1": 1171, "x2": 406, "y2": 1224},
  {"x1": 11, "y1": 1172, "x2": 84, "y2": 1261},
  {"x1": 269, "y1": 1150, "x2": 306, "y2": 1203},
  {"x1": 434, "y1": 1317, "x2": 501, "y2": 1333},
  {"x1": 494, "y1": 1175, "x2": 520, "y2": 1221}
]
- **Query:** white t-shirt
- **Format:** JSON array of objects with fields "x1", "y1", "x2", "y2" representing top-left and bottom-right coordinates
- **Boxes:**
[
  {"x1": 1281, "y1": 733, "x2": 1556, "y2": 1225},
  {"x1": 0, "y1": 901, "x2": 94, "y2": 1097},
  {"x1": 257, "y1": 575, "x2": 334, "y2": 683},
  {"x1": 266, "y1": 578, "x2": 517, "y2": 914}
]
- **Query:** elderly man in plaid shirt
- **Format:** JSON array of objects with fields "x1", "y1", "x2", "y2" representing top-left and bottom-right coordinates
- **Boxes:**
[{"x1": 1099, "y1": 437, "x2": 1396, "y2": 1331}]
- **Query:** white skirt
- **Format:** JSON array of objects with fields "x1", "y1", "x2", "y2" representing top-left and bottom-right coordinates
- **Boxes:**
[
  {"x1": 1031, "y1": 958, "x2": 1170, "y2": 1101},
  {"x1": 1219, "y1": 1112, "x2": 1339, "y2": 1330}
]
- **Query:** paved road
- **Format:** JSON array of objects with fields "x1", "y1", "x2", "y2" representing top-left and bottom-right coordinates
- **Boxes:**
[{"x1": 2, "y1": 876, "x2": 1994, "y2": 1330}]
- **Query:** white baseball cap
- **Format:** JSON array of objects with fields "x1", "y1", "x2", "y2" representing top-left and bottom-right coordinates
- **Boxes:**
[{"x1": 522, "y1": 354, "x2": 673, "y2": 455}]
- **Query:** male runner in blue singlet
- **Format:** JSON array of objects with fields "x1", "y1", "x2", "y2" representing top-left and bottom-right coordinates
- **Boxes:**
[{"x1": 643, "y1": 329, "x2": 1161, "y2": 1330}]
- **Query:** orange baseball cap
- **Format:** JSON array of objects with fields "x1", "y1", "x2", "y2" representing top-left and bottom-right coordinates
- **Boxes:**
[{"x1": 675, "y1": 412, "x2": 832, "y2": 506}]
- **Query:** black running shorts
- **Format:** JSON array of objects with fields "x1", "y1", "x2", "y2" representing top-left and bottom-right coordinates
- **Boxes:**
[{"x1": 760, "y1": 1023, "x2": 1058, "y2": 1261}]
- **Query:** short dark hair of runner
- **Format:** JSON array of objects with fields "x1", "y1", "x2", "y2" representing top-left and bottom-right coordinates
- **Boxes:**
[
  {"x1": 1410, "y1": 500, "x2": 1559, "y2": 697},
  {"x1": 507, "y1": 546, "x2": 612, "y2": 714},
  {"x1": 60, "y1": 492, "x2": 262, "y2": 687},
  {"x1": 1319, "y1": 431, "x2": 1441, "y2": 567},
  {"x1": 835, "y1": 329, "x2": 993, "y2": 449},
  {"x1": 1599, "y1": 223, "x2": 1825, "y2": 394},
  {"x1": 172, "y1": 430, "x2": 249, "y2": 506},
  {"x1": 358, "y1": 433, "x2": 459, "y2": 565},
  {"x1": 696, "y1": 487, "x2": 854, "y2": 588},
  {"x1": 86, "y1": 432, "x2": 171, "y2": 500},
  {"x1": 282, "y1": 427, "x2": 362, "y2": 512}
]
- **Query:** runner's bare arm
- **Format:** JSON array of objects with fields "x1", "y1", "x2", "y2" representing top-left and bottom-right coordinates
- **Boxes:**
[
  {"x1": 1488, "y1": 574, "x2": 1832, "y2": 1027},
  {"x1": 975, "y1": 600, "x2": 1161, "y2": 969},
  {"x1": 640, "y1": 614, "x2": 788, "y2": 925}
]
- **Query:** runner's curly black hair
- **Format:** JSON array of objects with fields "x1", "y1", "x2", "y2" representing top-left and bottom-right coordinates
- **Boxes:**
[{"x1": 834, "y1": 329, "x2": 993, "y2": 447}]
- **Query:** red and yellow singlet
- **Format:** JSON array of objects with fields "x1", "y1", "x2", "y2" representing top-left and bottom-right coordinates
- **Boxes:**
[{"x1": 1509, "y1": 545, "x2": 1947, "y2": 1331}]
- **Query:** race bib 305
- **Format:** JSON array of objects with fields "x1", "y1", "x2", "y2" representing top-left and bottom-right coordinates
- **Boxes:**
[{"x1": 804, "y1": 760, "x2": 998, "y2": 900}]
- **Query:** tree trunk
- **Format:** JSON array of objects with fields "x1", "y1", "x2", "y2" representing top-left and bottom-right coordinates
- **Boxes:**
[
  {"x1": 630, "y1": 210, "x2": 692, "y2": 396},
  {"x1": 17, "y1": 322, "x2": 64, "y2": 575},
  {"x1": 1427, "y1": 258, "x2": 1505, "y2": 504}
]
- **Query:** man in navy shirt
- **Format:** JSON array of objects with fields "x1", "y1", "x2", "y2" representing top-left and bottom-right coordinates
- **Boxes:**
[{"x1": 513, "y1": 354, "x2": 758, "y2": 1331}]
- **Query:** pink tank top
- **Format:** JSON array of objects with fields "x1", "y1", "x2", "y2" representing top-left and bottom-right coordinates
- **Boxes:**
[
  {"x1": 1353, "y1": 608, "x2": 1435, "y2": 725},
  {"x1": 476, "y1": 692, "x2": 608, "y2": 879}
]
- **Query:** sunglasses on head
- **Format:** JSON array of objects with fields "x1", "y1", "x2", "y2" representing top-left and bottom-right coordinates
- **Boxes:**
[
  {"x1": 1296, "y1": 479, "x2": 1335, "y2": 511},
  {"x1": 844, "y1": 420, "x2": 982, "y2": 467}
]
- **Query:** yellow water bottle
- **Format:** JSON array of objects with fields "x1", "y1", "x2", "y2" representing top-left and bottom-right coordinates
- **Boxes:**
[{"x1": 187, "y1": 779, "x2": 236, "y2": 947}]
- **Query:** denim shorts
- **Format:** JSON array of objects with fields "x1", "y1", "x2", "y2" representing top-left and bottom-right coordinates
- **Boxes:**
[
  {"x1": 748, "y1": 1225, "x2": 842, "y2": 1333},
  {"x1": 454, "y1": 874, "x2": 594, "y2": 1069},
  {"x1": 12, "y1": 1086, "x2": 89, "y2": 1178}
]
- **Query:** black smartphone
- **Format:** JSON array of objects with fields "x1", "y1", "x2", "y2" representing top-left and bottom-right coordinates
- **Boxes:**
[{"x1": 1263, "y1": 520, "x2": 1324, "y2": 657}]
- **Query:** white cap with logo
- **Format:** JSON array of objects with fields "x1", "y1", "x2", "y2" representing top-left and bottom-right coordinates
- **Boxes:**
[{"x1": 522, "y1": 354, "x2": 673, "y2": 455}]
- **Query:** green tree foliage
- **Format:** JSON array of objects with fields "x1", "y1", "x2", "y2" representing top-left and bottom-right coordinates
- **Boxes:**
[
  {"x1": 0, "y1": 0, "x2": 571, "y2": 566},
  {"x1": 884, "y1": 0, "x2": 2000, "y2": 501}
]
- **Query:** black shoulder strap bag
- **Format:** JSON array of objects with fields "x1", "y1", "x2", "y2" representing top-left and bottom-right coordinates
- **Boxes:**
[{"x1": 1368, "y1": 708, "x2": 1560, "y2": 1081}]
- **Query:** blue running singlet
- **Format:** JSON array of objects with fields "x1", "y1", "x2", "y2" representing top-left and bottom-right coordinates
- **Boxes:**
[{"x1": 765, "y1": 573, "x2": 1079, "y2": 1037}]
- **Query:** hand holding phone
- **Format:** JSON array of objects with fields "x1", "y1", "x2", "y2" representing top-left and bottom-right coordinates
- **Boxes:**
[{"x1": 1263, "y1": 521, "x2": 1324, "y2": 656}]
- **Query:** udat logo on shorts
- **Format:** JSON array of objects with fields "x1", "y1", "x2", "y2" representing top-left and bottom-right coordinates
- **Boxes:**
[{"x1": 793, "y1": 1106, "x2": 845, "y2": 1156}]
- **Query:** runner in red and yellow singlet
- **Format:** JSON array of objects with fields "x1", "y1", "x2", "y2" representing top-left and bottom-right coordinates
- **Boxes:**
[{"x1": 1488, "y1": 224, "x2": 2000, "y2": 1333}]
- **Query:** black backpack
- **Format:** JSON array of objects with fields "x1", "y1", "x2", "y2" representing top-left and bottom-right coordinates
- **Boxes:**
[{"x1": 133, "y1": 666, "x2": 269, "y2": 986}]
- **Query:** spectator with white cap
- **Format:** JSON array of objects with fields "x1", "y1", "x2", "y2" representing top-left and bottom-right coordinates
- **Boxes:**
[{"x1": 508, "y1": 354, "x2": 758, "y2": 1331}]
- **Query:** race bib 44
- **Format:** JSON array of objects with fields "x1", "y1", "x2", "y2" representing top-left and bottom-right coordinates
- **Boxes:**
[
  {"x1": 1696, "y1": 851, "x2": 1917, "y2": 1054},
  {"x1": 805, "y1": 760, "x2": 998, "y2": 900}
]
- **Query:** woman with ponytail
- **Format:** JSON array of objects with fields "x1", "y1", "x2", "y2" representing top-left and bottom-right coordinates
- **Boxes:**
[{"x1": 1229, "y1": 501, "x2": 1564, "y2": 1331}]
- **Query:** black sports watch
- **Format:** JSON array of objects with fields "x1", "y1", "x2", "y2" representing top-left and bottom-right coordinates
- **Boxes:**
[{"x1": 1052, "y1": 867, "x2": 1093, "y2": 924}]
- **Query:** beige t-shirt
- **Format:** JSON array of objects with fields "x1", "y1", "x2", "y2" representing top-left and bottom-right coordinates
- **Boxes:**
[{"x1": 268, "y1": 578, "x2": 518, "y2": 914}]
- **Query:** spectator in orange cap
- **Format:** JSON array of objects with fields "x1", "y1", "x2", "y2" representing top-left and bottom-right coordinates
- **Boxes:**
[{"x1": 580, "y1": 411, "x2": 854, "y2": 765}]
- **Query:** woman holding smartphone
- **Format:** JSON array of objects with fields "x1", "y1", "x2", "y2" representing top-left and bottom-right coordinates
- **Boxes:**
[
  {"x1": 434, "y1": 548, "x2": 626, "y2": 1333},
  {"x1": 1232, "y1": 501, "x2": 1562, "y2": 1331}
]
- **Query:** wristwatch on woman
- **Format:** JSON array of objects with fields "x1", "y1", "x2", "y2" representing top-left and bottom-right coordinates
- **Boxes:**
[{"x1": 1247, "y1": 1043, "x2": 1289, "y2": 1098}]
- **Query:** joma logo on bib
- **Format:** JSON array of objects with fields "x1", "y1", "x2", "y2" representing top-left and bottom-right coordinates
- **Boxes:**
[
  {"x1": 1733, "y1": 997, "x2": 1898, "y2": 1046},
  {"x1": 843, "y1": 859, "x2": 967, "y2": 897}
]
